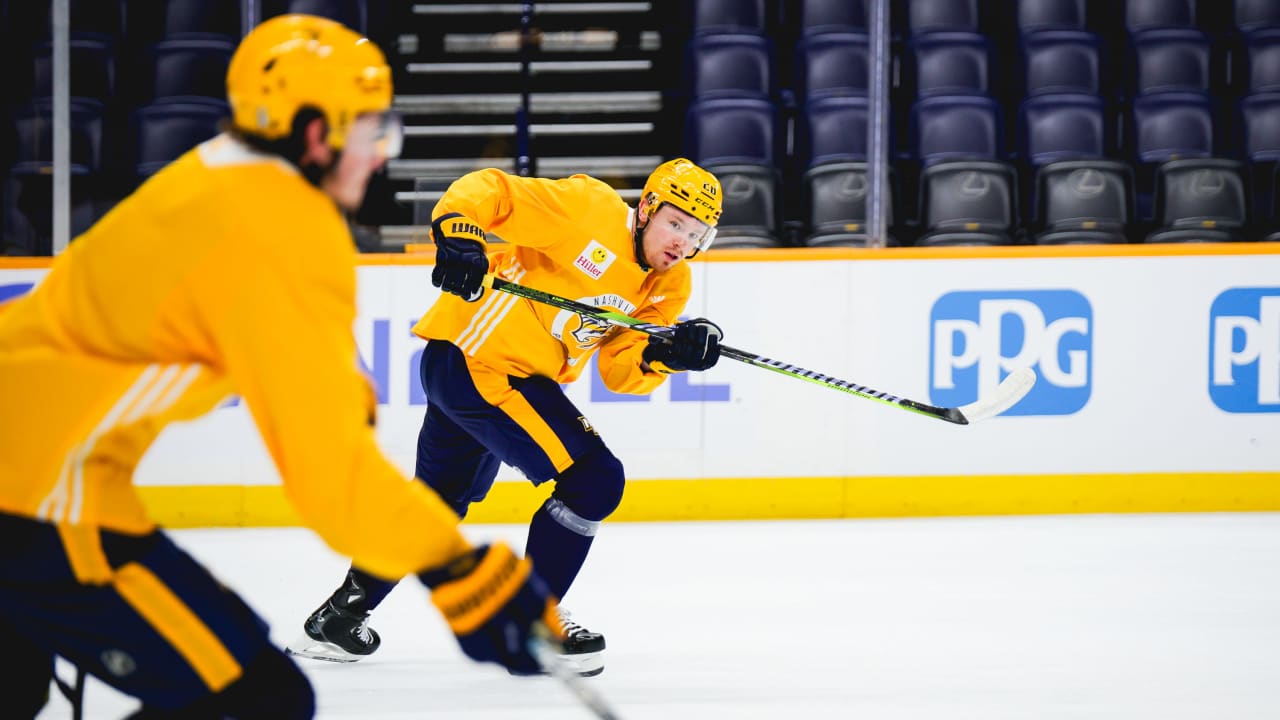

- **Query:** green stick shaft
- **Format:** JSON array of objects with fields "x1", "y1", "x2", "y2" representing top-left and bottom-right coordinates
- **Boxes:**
[{"x1": 483, "y1": 274, "x2": 967, "y2": 424}]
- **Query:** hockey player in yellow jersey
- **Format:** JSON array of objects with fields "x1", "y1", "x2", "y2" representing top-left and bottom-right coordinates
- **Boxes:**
[
  {"x1": 292, "y1": 159, "x2": 725, "y2": 676},
  {"x1": 0, "y1": 15, "x2": 565, "y2": 718}
]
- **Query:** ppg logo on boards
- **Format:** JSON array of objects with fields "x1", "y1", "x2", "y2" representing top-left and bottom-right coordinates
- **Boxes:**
[
  {"x1": 930, "y1": 290, "x2": 1092, "y2": 416},
  {"x1": 1209, "y1": 288, "x2": 1280, "y2": 413}
]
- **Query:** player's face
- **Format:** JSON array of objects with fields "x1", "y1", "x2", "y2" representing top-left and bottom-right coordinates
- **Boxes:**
[
  {"x1": 319, "y1": 112, "x2": 402, "y2": 211},
  {"x1": 641, "y1": 203, "x2": 710, "y2": 272}
]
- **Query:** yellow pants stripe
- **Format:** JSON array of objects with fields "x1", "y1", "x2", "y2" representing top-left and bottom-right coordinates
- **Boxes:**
[
  {"x1": 113, "y1": 563, "x2": 242, "y2": 692},
  {"x1": 467, "y1": 364, "x2": 574, "y2": 474},
  {"x1": 56, "y1": 523, "x2": 113, "y2": 585}
]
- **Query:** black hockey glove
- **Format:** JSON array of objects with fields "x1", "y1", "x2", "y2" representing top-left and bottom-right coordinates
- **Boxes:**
[
  {"x1": 431, "y1": 212, "x2": 488, "y2": 302},
  {"x1": 642, "y1": 317, "x2": 723, "y2": 373},
  {"x1": 419, "y1": 542, "x2": 566, "y2": 675}
]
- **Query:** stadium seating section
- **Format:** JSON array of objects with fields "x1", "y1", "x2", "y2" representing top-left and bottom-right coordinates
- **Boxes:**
[
  {"x1": 1, "y1": 0, "x2": 378, "y2": 254},
  {"x1": 3, "y1": 0, "x2": 1279, "y2": 253},
  {"x1": 680, "y1": 0, "x2": 1280, "y2": 245}
]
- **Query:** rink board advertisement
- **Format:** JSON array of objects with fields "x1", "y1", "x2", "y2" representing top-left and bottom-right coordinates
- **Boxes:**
[{"x1": 3, "y1": 246, "x2": 1279, "y2": 525}]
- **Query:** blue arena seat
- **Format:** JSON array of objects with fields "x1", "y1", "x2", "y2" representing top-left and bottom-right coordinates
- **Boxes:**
[
  {"x1": 4, "y1": 97, "x2": 106, "y2": 254},
  {"x1": 685, "y1": 97, "x2": 780, "y2": 167},
  {"x1": 1246, "y1": 30, "x2": 1280, "y2": 94},
  {"x1": 918, "y1": 161, "x2": 1017, "y2": 244},
  {"x1": 908, "y1": 0, "x2": 979, "y2": 35},
  {"x1": 147, "y1": 38, "x2": 235, "y2": 102},
  {"x1": 707, "y1": 166, "x2": 782, "y2": 248},
  {"x1": 263, "y1": 0, "x2": 367, "y2": 33},
  {"x1": 11, "y1": 99, "x2": 105, "y2": 172},
  {"x1": 1132, "y1": 29, "x2": 1212, "y2": 96},
  {"x1": 1131, "y1": 92, "x2": 1215, "y2": 163},
  {"x1": 130, "y1": 100, "x2": 229, "y2": 179},
  {"x1": 799, "y1": 95, "x2": 870, "y2": 168},
  {"x1": 1242, "y1": 92, "x2": 1280, "y2": 162},
  {"x1": 910, "y1": 32, "x2": 991, "y2": 97},
  {"x1": 691, "y1": 0, "x2": 768, "y2": 36},
  {"x1": 1017, "y1": 0, "x2": 1087, "y2": 32},
  {"x1": 1020, "y1": 93, "x2": 1108, "y2": 166},
  {"x1": 1146, "y1": 158, "x2": 1248, "y2": 242},
  {"x1": 795, "y1": 32, "x2": 869, "y2": 100},
  {"x1": 911, "y1": 95, "x2": 1002, "y2": 164},
  {"x1": 803, "y1": 163, "x2": 892, "y2": 247},
  {"x1": 28, "y1": 38, "x2": 114, "y2": 101},
  {"x1": 1021, "y1": 30, "x2": 1101, "y2": 96},
  {"x1": 687, "y1": 33, "x2": 773, "y2": 100},
  {"x1": 798, "y1": 0, "x2": 868, "y2": 37},
  {"x1": 1126, "y1": 0, "x2": 1196, "y2": 33},
  {"x1": 916, "y1": 232, "x2": 1015, "y2": 246},
  {"x1": 1236, "y1": 0, "x2": 1280, "y2": 34},
  {"x1": 1033, "y1": 160, "x2": 1132, "y2": 243}
]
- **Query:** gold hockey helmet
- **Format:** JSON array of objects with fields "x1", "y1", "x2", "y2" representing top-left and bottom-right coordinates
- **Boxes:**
[
  {"x1": 640, "y1": 158, "x2": 722, "y2": 254},
  {"x1": 226, "y1": 14, "x2": 401, "y2": 157}
]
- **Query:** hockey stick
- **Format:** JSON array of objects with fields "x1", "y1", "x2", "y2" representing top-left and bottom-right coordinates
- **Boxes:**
[
  {"x1": 481, "y1": 274, "x2": 1036, "y2": 425},
  {"x1": 529, "y1": 629, "x2": 622, "y2": 720}
]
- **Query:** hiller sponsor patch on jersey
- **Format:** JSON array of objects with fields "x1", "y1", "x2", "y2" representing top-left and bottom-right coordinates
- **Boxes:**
[{"x1": 573, "y1": 240, "x2": 616, "y2": 279}]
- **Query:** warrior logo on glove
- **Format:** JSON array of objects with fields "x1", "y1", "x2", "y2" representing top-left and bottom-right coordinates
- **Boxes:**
[{"x1": 431, "y1": 212, "x2": 490, "y2": 302}]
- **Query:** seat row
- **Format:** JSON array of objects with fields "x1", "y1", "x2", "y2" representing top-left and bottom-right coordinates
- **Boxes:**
[
  {"x1": 688, "y1": 0, "x2": 1280, "y2": 39},
  {"x1": 686, "y1": 94, "x2": 1280, "y2": 183},
  {"x1": 1, "y1": 0, "x2": 375, "y2": 255},
  {"x1": 686, "y1": 17, "x2": 1280, "y2": 108},
  {"x1": 2, "y1": 0, "x2": 371, "y2": 45},
  {"x1": 684, "y1": 95, "x2": 1280, "y2": 246},
  {"x1": 705, "y1": 152, "x2": 1279, "y2": 248}
]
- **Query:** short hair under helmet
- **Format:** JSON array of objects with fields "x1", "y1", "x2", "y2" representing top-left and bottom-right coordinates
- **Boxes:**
[{"x1": 226, "y1": 14, "x2": 395, "y2": 153}]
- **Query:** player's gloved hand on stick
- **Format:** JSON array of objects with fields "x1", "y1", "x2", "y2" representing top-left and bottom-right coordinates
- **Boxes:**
[
  {"x1": 643, "y1": 317, "x2": 723, "y2": 373},
  {"x1": 431, "y1": 212, "x2": 489, "y2": 302},
  {"x1": 418, "y1": 542, "x2": 566, "y2": 675}
]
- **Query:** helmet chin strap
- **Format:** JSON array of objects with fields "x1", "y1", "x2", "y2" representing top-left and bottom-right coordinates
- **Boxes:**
[
  {"x1": 632, "y1": 221, "x2": 651, "y2": 272},
  {"x1": 633, "y1": 202, "x2": 654, "y2": 272}
]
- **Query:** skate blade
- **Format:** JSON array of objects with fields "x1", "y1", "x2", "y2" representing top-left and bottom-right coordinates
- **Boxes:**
[
  {"x1": 285, "y1": 636, "x2": 367, "y2": 663},
  {"x1": 559, "y1": 650, "x2": 605, "y2": 677},
  {"x1": 508, "y1": 650, "x2": 604, "y2": 678}
]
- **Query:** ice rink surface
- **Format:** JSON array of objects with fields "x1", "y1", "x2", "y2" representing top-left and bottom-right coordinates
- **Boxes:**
[{"x1": 36, "y1": 513, "x2": 1280, "y2": 719}]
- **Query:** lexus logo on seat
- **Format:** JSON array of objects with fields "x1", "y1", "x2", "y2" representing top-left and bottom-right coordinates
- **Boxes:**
[
  {"x1": 959, "y1": 172, "x2": 990, "y2": 197},
  {"x1": 725, "y1": 175, "x2": 756, "y2": 199},
  {"x1": 1069, "y1": 169, "x2": 1106, "y2": 198},
  {"x1": 1192, "y1": 170, "x2": 1226, "y2": 196},
  {"x1": 838, "y1": 173, "x2": 867, "y2": 199}
]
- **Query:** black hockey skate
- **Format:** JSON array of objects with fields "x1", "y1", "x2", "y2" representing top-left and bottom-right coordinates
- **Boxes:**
[
  {"x1": 285, "y1": 572, "x2": 381, "y2": 663},
  {"x1": 556, "y1": 609, "x2": 606, "y2": 677}
]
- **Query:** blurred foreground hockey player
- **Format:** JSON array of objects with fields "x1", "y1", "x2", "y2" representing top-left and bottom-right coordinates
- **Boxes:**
[
  {"x1": 289, "y1": 158, "x2": 725, "y2": 677},
  {"x1": 0, "y1": 15, "x2": 563, "y2": 718}
]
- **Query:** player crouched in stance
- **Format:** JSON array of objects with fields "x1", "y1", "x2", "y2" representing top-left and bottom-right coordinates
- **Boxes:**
[
  {"x1": 288, "y1": 159, "x2": 725, "y2": 676},
  {"x1": 0, "y1": 14, "x2": 564, "y2": 719}
]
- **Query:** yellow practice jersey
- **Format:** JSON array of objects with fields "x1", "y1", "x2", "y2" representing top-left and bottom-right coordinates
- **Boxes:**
[
  {"x1": 415, "y1": 168, "x2": 691, "y2": 394},
  {"x1": 0, "y1": 135, "x2": 467, "y2": 580}
]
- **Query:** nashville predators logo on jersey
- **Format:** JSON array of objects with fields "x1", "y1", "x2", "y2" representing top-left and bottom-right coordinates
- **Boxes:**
[
  {"x1": 569, "y1": 315, "x2": 612, "y2": 346},
  {"x1": 550, "y1": 293, "x2": 637, "y2": 360},
  {"x1": 573, "y1": 239, "x2": 617, "y2": 280}
]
